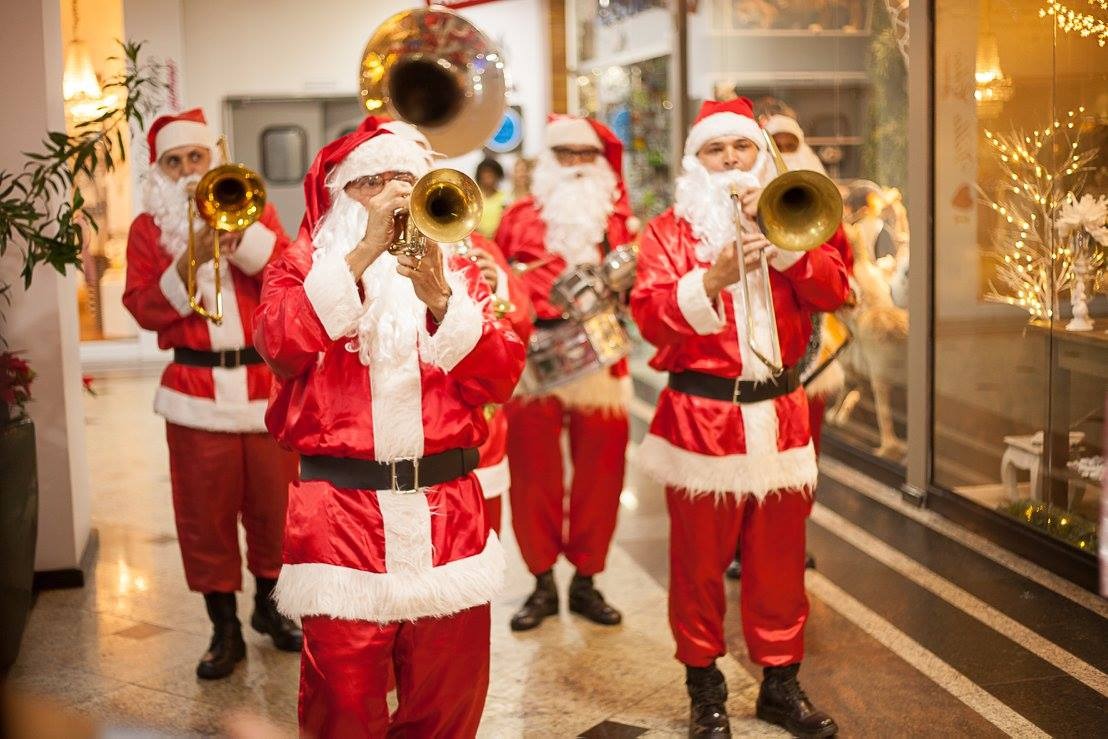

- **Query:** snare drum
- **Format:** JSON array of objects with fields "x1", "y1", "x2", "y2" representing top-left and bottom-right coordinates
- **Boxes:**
[
  {"x1": 600, "y1": 243, "x2": 639, "y2": 294},
  {"x1": 550, "y1": 264, "x2": 608, "y2": 322},
  {"x1": 519, "y1": 311, "x2": 631, "y2": 395}
]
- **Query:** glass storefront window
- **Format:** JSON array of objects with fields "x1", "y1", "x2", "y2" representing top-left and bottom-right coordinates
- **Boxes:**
[
  {"x1": 689, "y1": 0, "x2": 912, "y2": 462},
  {"x1": 934, "y1": 0, "x2": 1106, "y2": 553}
]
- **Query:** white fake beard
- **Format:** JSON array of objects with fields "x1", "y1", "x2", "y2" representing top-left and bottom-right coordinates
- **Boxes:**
[
  {"x1": 782, "y1": 145, "x2": 827, "y2": 175},
  {"x1": 674, "y1": 156, "x2": 764, "y2": 263},
  {"x1": 531, "y1": 151, "x2": 617, "y2": 266},
  {"x1": 142, "y1": 168, "x2": 202, "y2": 258},
  {"x1": 312, "y1": 192, "x2": 424, "y2": 370}
]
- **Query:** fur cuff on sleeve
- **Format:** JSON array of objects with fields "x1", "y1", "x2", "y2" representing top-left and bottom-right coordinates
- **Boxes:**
[
  {"x1": 423, "y1": 268, "x2": 484, "y2": 372},
  {"x1": 303, "y1": 251, "x2": 364, "y2": 340},
  {"x1": 494, "y1": 266, "x2": 510, "y2": 301},
  {"x1": 768, "y1": 248, "x2": 805, "y2": 272},
  {"x1": 677, "y1": 268, "x2": 726, "y2": 335},
  {"x1": 158, "y1": 263, "x2": 193, "y2": 317},
  {"x1": 228, "y1": 222, "x2": 277, "y2": 276}
]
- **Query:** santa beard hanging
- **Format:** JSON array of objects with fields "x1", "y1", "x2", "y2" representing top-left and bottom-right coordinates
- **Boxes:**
[{"x1": 530, "y1": 151, "x2": 618, "y2": 266}]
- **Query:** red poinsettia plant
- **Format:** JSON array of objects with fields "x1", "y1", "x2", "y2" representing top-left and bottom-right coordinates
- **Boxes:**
[{"x1": 0, "y1": 351, "x2": 35, "y2": 423}]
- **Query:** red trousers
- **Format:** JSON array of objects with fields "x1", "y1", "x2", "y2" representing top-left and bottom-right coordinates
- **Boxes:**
[
  {"x1": 668, "y1": 486, "x2": 812, "y2": 668},
  {"x1": 484, "y1": 495, "x2": 502, "y2": 536},
  {"x1": 808, "y1": 395, "x2": 826, "y2": 456},
  {"x1": 505, "y1": 397, "x2": 628, "y2": 576},
  {"x1": 299, "y1": 605, "x2": 491, "y2": 738},
  {"x1": 165, "y1": 422, "x2": 297, "y2": 593}
]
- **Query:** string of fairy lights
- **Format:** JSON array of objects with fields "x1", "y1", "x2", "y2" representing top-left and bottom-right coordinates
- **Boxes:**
[{"x1": 1039, "y1": 1, "x2": 1108, "y2": 47}]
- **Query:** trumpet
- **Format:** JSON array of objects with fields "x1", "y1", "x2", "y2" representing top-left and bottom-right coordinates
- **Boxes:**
[
  {"x1": 390, "y1": 167, "x2": 483, "y2": 261},
  {"x1": 186, "y1": 137, "x2": 266, "y2": 325},
  {"x1": 730, "y1": 129, "x2": 843, "y2": 375},
  {"x1": 359, "y1": 7, "x2": 506, "y2": 157}
]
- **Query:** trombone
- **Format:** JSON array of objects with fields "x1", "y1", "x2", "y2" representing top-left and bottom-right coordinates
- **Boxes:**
[
  {"x1": 186, "y1": 137, "x2": 266, "y2": 325},
  {"x1": 730, "y1": 129, "x2": 843, "y2": 375}
]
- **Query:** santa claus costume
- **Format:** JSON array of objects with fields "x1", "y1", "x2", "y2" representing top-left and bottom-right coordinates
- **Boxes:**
[
  {"x1": 254, "y1": 127, "x2": 525, "y2": 738},
  {"x1": 630, "y1": 98, "x2": 848, "y2": 737},
  {"x1": 122, "y1": 108, "x2": 301, "y2": 680},
  {"x1": 494, "y1": 116, "x2": 634, "y2": 631}
]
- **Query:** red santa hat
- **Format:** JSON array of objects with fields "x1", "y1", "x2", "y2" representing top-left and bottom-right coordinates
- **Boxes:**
[
  {"x1": 683, "y1": 97, "x2": 764, "y2": 157},
  {"x1": 300, "y1": 127, "x2": 430, "y2": 236},
  {"x1": 146, "y1": 108, "x2": 217, "y2": 164},
  {"x1": 545, "y1": 114, "x2": 624, "y2": 179}
]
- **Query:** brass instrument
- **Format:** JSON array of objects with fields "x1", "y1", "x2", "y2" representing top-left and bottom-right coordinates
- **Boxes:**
[
  {"x1": 453, "y1": 238, "x2": 515, "y2": 319},
  {"x1": 186, "y1": 137, "x2": 266, "y2": 325},
  {"x1": 391, "y1": 167, "x2": 483, "y2": 262},
  {"x1": 730, "y1": 129, "x2": 843, "y2": 374},
  {"x1": 359, "y1": 7, "x2": 507, "y2": 157}
]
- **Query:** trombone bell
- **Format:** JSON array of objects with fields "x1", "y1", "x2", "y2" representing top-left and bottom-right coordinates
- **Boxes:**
[{"x1": 756, "y1": 170, "x2": 844, "y2": 253}]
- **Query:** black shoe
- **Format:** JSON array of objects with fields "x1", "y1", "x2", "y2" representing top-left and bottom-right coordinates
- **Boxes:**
[
  {"x1": 197, "y1": 593, "x2": 246, "y2": 680},
  {"x1": 806, "y1": 553, "x2": 817, "y2": 570},
  {"x1": 686, "y1": 663, "x2": 731, "y2": 736},
  {"x1": 251, "y1": 576, "x2": 302, "y2": 652},
  {"x1": 568, "y1": 573, "x2": 622, "y2": 626},
  {"x1": 510, "y1": 571, "x2": 558, "y2": 631},
  {"x1": 756, "y1": 664, "x2": 837, "y2": 738},
  {"x1": 725, "y1": 558, "x2": 742, "y2": 580}
]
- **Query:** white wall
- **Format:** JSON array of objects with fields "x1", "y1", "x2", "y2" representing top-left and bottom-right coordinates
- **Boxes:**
[{"x1": 1, "y1": 0, "x2": 92, "y2": 573}]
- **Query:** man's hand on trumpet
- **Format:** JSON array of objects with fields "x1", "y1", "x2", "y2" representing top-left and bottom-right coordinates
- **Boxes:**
[
  {"x1": 396, "y1": 240, "x2": 452, "y2": 323},
  {"x1": 344, "y1": 176, "x2": 414, "y2": 280},
  {"x1": 702, "y1": 231, "x2": 772, "y2": 301},
  {"x1": 467, "y1": 247, "x2": 500, "y2": 293}
]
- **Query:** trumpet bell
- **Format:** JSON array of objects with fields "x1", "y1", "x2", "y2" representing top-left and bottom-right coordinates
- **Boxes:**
[
  {"x1": 410, "y1": 168, "x2": 483, "y2": 245},
  {"x1": 195, "y1": 164, "x2": 266, "y2": 232},
  {"x1": 757, "y1": 169, "x2": 843, "y2": 252},
  {"x1": 359, "y1": 8, "x2": 507, "y2": 157}
]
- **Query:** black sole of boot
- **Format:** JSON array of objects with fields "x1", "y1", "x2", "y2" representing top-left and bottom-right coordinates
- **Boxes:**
[{"x1": 755, "y1": 706, "x2": 837, "y2": 738}]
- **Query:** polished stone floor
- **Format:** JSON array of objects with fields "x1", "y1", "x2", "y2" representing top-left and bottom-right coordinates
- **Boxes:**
[{"x1": 9, "y1": 371, "x2": 1108, "y2": 737}]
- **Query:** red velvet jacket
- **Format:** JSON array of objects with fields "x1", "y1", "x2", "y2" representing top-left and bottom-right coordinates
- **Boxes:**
[
  {"x1": 630, "y1": 209, "x2": 849, "y2": 499},
  {"x1": 122, "y1": 204, "x2": 289, "y2": 432}
]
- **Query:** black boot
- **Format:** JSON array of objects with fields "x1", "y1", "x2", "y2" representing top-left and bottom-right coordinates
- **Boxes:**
[
  {"x1": 197, "y1": 592, "x2": 246, "y2": 680},
  {"x1": 686, "y1": 663, "x2": 731, "y2": 736},
  {"x1": 251, "y1": 576, "x2": 302, "y2": 652},
  {"x1": 509, "y1": 571, "x2": 559, "y2": 631},
  {"x1": 568, "y1": 572, "x2": 622, "y2": 626},
  {"x1": 756, "y1": 664, "x2": 837, "y2": 738}
]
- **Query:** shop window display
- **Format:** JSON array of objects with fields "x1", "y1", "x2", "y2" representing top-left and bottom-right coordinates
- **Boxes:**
[{"x1": 934, "y1": 0, "x2": 1106, "y2": 552}]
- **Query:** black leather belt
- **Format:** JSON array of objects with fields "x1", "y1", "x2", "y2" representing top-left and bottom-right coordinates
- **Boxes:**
[
  {"x1": 174, "y1": 347, "x2": 263, "y2": 369},
  {"x1": 534, "y1": 317, "x2": 567, "y2": 330},
  {"x1": 668, "y1": 368, "x2": 800, "y2": 404},
  {"x1": 300, "y1": 448, "x2": 480, "y2": 492}
]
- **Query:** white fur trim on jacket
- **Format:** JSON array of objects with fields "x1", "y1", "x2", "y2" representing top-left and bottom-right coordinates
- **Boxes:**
[
  {"x1": 635, "y1": 433, "x2": 817, "y2": 500},
  {"x1": 420, "y1": 267, "x2": 484, "y2": 372},
  {"x1": 274, "y1": 534, "x2": 506, "y2": 623},
  {"x1": 475, "y1": 457, "x2": 510, "y2": 499},
  {"x1": 304, "y1": 250, "x2": 363, "y2": 340},
  {"x1": 227, "y1": 222, "x2": 276, "y2": 276},
  {"x1": 158, "y1": 263, "x2": 193, "y2": 317},
  {"x1": 677, "y1": 268, "x2": 726, "y2": 335},
  {"x1": 549, "y1": 371, "x2": 631, "y2": 414},
  {"x1": 685, "y1": 113, "x2": 765, "y2": 157},
  {"x1": 153, "y1": 386, "x2": 268, "y2": 432}
]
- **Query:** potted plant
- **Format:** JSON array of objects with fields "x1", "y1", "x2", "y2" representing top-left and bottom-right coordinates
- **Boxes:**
[
  {"x1": 0, "y1": 41, "x2": 161, "y2": 675},
  {"x1": 0, "y1": 352, "x2": 36, "y2": 675}
]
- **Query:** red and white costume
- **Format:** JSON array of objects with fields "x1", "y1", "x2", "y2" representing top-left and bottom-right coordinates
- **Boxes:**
[
  {"x1": 122, "y1": 108, "x2": 297, "y2": 594},
  {"x1": 254, "y1": 127, "x2": 525, "y2": 737},
  {"x1": 494, "y1": 116, "x2": 634, "y2": 578},
  {"x1": 630, "y1": 98, "x2": 849, "y2": 668},
  {"x1": 446, "y1": 234, "x2": 533, "y2": 535}
]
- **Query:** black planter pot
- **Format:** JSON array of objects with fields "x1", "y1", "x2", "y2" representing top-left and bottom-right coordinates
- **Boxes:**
[{"x1": 0, "y1": 417, "x2": 38, "y2": 676}]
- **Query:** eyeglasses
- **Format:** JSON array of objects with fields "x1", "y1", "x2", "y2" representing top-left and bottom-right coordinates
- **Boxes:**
[
  {"x1": 551, "y1": 147, "x2": 602, "y2": 165},
  {"x1": 349, "y1": 171, "x2": 418, "y2": 190}
]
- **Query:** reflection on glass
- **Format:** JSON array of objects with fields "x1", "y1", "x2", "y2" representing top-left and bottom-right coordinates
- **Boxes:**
[
  {"x1": 934, "y1": 0, "x2": 1106, "y2": 552},
  {"x1": 261, "y1": 125, "x2": 308, "y2": 184}
]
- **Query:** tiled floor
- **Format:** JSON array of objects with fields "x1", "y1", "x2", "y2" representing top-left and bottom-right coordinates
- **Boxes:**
[{"x1": 9, "y1": 371, "x2": 1108, "y2": 737}]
